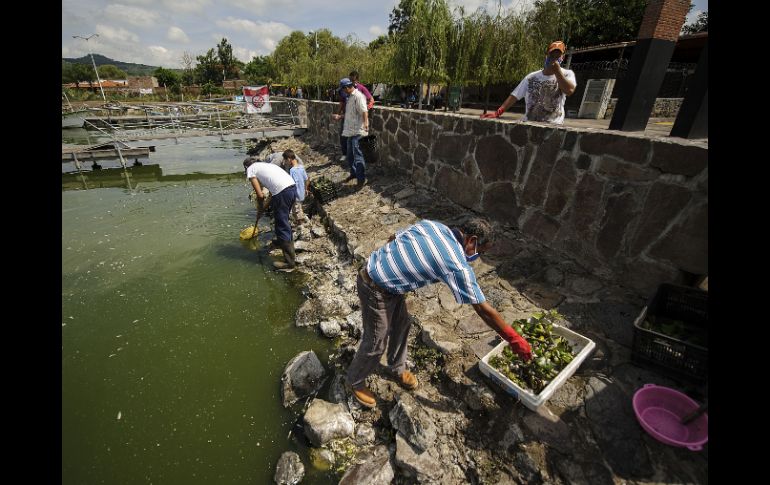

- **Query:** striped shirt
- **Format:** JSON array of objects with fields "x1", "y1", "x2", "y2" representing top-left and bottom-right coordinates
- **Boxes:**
[{"x1": 366, "y1": 220, "x2": 486, "y2": 304}]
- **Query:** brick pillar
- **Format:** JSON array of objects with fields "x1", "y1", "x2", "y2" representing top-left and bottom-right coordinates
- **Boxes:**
[{"x1": 609, "y1": 0, "x2": 690, "y2": 132}]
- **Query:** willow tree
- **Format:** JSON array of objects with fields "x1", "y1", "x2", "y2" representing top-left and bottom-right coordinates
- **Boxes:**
[
  {"x1": 270, "y1": 31, "x2": 313, "y2": 87},
  {"x1": 444, "y1": 9, "x2": 478, "y2": 107},
  {"x1": 392, "y1": 0, "x2": 452, "y2": 108},
  {"x1": 467, "y1": 10, "x2": 497, "y2": 110}
]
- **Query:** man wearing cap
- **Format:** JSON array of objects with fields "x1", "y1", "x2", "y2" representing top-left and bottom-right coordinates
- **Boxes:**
[
  {"x1": 345, "y1": 218, "x2": 532, "y2": 409},
  {"x1": 335, "y1": 71, "x2": 374, "y2": 165},
  {"x1": 243, "y1": 158, "x2": 298, "y2": 270},
  {"x1": 481, "y1": 40, "x2": 576, "y2": 124},
  {"x1": 333, "y1": 77, "x2": 369, "y2": 189}
]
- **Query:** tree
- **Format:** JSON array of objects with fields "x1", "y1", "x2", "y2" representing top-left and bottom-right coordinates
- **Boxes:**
[
  {"x1": 180, "y1": 51, "x2": 195, "y2": 86},
  {"x1": 682, "y1": 11, "x2": 707, "y2": 34},
  {"x1": 217, "y1": 38, "x2": 239, "y2": 80},
  {"x1": 154, "y1": 67, "x2": 181, "y2": 89},
  {"x1": 62, "y1": 61, "x2": 95, "y2": 84},
  {"x1": 243, "y1": 55, "x2": 275, "y2": 84},
  {"x1": 389, "y1": 0, "x2": 416, "y2": 35},
  {"x1": 195, "y1": 48, "x2": 222, "y2": 85},
  {"x1": 97, "y1": 64, "x2": 127, "y2": 80},
  {"x1": 528, "y1": 0, "x2": 647, "y2": 49}
]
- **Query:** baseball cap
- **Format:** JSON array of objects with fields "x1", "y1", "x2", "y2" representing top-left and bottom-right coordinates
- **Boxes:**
[
  {"x1": 547, "y1": 41, "x2": 566, "y2": 54},
  {"x1": 339, "y1": 77, "x2": 354, "y2": 88}
]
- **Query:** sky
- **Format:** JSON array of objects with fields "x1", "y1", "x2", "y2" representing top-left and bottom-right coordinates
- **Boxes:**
[{"x1": 62, "y1": 0, "x2": 708, "y2": 69}]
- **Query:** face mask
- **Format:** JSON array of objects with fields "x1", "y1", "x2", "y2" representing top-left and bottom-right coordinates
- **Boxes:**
[
  {"x1": 544, "y1": 56, "x2": 562, "y2": 70},
  {"x1": 451, "y1": 228, "x2": 480, "y2": 262}
]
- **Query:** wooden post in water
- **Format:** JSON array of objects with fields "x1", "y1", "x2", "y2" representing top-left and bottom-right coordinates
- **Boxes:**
[
  {"x1": 71, "y1": 152, "x2": 89, "y2": 190},
  {"x1": 113, "y1": 144, "x2": 133, "y2": 191}
]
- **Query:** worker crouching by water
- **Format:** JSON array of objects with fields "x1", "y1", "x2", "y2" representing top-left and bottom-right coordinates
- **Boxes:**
[{"x1": 346, "y1": 218, "x2": 532, "y2": 409}]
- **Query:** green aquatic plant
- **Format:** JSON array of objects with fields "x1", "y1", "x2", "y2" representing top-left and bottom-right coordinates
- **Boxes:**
[{"x1": 489, "y1": 310, "x2": 574, "y2": 394}]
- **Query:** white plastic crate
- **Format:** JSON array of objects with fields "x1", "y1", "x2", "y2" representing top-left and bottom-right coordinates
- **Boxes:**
[{"x1": 479, "y1": 324, "x2": 596, "y2": 411}]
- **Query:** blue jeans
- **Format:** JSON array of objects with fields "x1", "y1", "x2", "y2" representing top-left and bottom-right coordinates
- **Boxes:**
[
  {"x1": 346, "y1": 135, "x2": 366, "y2": 183},
  {"x1": 273, "y1": 186, "x2": 297, "y2": 242}
]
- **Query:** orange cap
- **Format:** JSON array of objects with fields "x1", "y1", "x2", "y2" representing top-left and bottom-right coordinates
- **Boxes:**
[{"x1": 547, "y1": 41, "x2": 566, "y2": 54}]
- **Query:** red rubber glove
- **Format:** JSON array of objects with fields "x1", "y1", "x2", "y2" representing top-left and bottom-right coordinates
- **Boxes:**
[
  {"x1": 500, "y1": 325, "x2": 532, "y2": 361},
  {"x1": 480, "y1": 107, "x2": 504, "y2": 119}
]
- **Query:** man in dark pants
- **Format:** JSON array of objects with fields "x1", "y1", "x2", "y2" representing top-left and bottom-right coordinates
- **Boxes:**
[
  {"x1": 243, "y1": 159, "x2": 298, "y2": 270},
  {"x1": 346, "y1": 218, "x2": 532, "y2": 409}
]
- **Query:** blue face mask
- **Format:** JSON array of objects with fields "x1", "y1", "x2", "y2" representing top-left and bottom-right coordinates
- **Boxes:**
[
  {"x1": 544, "y1": 55, "x2": 562, "y2": 70},
  {"x1": 452, "y1": 228, "x2": 480, "y2": 262}
]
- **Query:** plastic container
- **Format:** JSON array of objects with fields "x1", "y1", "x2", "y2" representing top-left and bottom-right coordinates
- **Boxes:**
[
  {"x1": 632, "y1": 384, "x2": 708, "y2": 451},
  {"x1": 632, "y1": 284, "x2": 708, "y2": 382},
  {"x1": 479, "y1": 324, "x2": 595, "y2": 411},
  {"x1": 359, "y1": 135, "x2": 379, "y2": 164}
]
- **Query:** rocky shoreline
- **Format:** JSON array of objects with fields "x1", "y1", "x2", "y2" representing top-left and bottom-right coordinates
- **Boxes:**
[{"x1": 256, "y1": 136, "x2": 707, "y2": 485}]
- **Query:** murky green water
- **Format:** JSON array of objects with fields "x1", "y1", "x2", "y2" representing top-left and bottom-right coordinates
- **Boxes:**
[{"x1": 62, "y1": 132, "x2": 335, "y2": 484}]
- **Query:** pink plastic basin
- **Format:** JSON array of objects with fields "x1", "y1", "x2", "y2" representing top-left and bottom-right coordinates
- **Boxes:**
[{"x1": 632, "y1": 384, "x2": 708, "y2": 451}]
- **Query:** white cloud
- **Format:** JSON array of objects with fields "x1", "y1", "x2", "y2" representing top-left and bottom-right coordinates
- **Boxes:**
[
  {"x1": 167, "y1": 26, "x2": 190, "y2": 43},
  {"x1": 214, "y1": 17, "x2": 293, "y2": 54},
  {"x1": 104, "y1": 4, "x2": 159, "y2": 28},
  {"x1": 160, "y1": 0, "x2": 210, "y2": 13},
  {"x1": 234, "y1": 46, "x2": 259, "y2": 63},
  {"x1": 222, "y1": 0, "x2": 270, "y2": 12},
  {"x1": 95, "y1": 24, "x2": 140, "y2": 43},
  {"x1": 368, "y1": 25, "x2": 385, "y2": 37}
]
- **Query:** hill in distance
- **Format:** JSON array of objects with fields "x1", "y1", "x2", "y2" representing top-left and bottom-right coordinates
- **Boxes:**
[{"x1": 62, "y1": 54, "x2": 177, "y2": 76}]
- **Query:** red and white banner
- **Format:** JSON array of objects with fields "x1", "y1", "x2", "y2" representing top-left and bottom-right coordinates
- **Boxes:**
[{"x1": 242, "y1": 85, "x2": 271, "y2": 114}]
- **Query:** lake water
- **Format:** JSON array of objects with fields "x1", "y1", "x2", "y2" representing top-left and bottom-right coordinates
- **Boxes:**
[{"x1": 62, "y1": 127, "x2": 335, "y2": 484}]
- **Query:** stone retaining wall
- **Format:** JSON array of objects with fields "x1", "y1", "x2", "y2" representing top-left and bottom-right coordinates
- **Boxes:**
[{"x1": 305, "y1": 100, "x2": 707, "y2": 296}]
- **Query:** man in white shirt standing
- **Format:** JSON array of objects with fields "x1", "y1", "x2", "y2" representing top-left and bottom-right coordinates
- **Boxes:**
[
  {"x1": 333, "y1": 77, "x2": 369, "y2": 189},
  {"x1": 243, "y1": 159, "x2": 298, "y2": 270},
  {"x1": 481, "y1": 40, "x2": 577, "y2": 124}
]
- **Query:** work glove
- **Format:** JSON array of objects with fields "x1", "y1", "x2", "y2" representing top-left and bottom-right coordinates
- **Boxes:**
[
  {"x1": 500, "y1": 325, "x2": 532, "y2": 361},
  {"x1": 480, "y1": 107, "x2": 504, "y2": 119}
]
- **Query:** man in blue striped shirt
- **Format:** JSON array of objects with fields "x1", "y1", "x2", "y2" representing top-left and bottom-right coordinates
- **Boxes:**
[{"x1": 347, "y1": 218, "x2": 532, "y2": 409}]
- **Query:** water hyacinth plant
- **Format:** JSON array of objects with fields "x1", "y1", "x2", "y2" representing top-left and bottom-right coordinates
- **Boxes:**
[{"x1": 488, "y1": 310, "x2": 574, "y2": 394}]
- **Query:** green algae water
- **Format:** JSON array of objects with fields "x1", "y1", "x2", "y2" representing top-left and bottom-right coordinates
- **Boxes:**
[{"x1": 62, "y1": 132, "x2": 335, "y2": 484}]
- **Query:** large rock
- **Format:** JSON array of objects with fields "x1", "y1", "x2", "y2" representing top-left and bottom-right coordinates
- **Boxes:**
[
  {"x1": 295, "y1": 299, "x2": 321, "y2": 327},
  {"x1": 388, "y1": 393, "x2": 438, "y2": 452},
  {"x1": 281, "y1": 351, "x2": 327, "y2": 408},
  {"x1": 274, "y1": 451, "x2": 304, "y2": 485},
  {"x1": 338, "y1": 445, "x2": 394, "y2": 485},
  {"x1": 302, "y1": 399, "x2": 355, "y2": 446},
  {"x1": 420, "y1": 320, "x2": 462, "y2": 355}
]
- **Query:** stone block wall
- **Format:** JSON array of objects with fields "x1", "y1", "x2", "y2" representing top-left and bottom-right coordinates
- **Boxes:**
[
  {"x1": 306, "y1": 101, "x2": 707, "y2": 296},
  {"x1": 271, "y1": 96, "x2": 307, "y2": 126}
]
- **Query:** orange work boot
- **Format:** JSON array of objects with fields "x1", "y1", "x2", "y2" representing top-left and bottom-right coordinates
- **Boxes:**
[
  {"x1": 399, "y1": 370, "x2": 419, "y2": 390},
  {"x1": 352, "y1": 387, "x2": 377, "y2": 409}
]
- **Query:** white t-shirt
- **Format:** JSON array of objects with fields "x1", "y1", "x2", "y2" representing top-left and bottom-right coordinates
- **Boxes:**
[
  {"x1": 246, "y1": 162, "x2": 295, "y2": 195},
  {"x1": 342, "y1": 89, "x2": 369, "y2": 137},
  {"x1": 511, "y1": 68, "x2": 577, "y2": 124}
]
